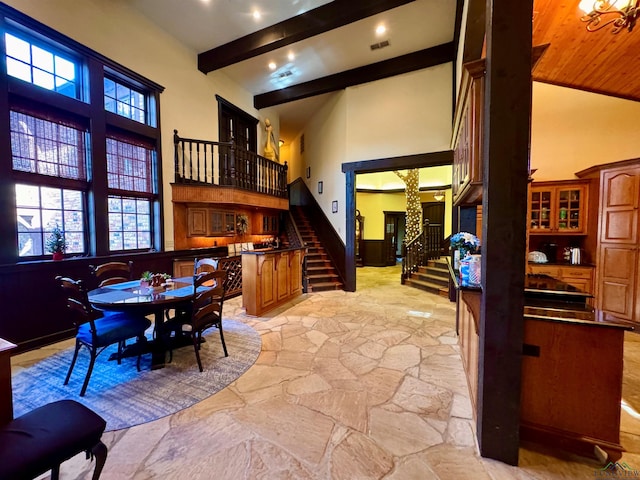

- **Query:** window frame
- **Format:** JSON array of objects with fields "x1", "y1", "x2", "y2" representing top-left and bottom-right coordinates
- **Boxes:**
[{"x1": 0, "y1": 4, "x2": 165, "y2": 263}]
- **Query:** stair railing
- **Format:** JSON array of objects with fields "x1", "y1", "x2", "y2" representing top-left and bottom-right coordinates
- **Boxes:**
[
  {"x1": 401, "y1": 219, "x2": 444, "y2": 283},
  {"x1": 173, "y1": 130, "x2": 288, "y2": 198}
]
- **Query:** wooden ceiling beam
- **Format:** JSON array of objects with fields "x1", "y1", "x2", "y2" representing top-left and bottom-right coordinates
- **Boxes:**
[
  {"x1": 198, "y1": 0, "x2": 416, "y2": 74},
  {"x1": 254, "y1": 42, "x2": 454, "y2": 109}
]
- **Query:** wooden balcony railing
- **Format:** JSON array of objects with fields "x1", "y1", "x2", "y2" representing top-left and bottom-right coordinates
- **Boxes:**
[{"x1": 173, "y1": 130, "x2": 288, "y2": 198}]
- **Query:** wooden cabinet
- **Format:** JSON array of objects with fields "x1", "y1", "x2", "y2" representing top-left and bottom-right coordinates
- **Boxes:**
[
  {"x1": 452, "y1": 58, "x2": 484, "y2": 207},
  {"x1": 209, "y1": 211, "x2": 236, "y2": 235},
  {"x1": 254, "y1": 213, "x2": 279, "y2": 234},
  {"x1": 529, "y1": 180, "x2": 589, "y2": 235},
  {"x1": 242, "y1": 248, "x2": 305, "y2": 316},
  {"x1": 520, "y1": 316, "x2": 627, "y2": 462},
  {"x1": 596, "y1": 165, "x2": 640, "y2": 323},
  {"x1": 186, "y1": 207, "x2": 236, "y2": 237},
  {"x1": 187, "y1": 208, "x2": 208, "y2": 236},
  {"x1": 173, "y1": 259, "x2": 195, "y2": 278},
  {"x1": 459, "y1": 291, "x2": 479, "y2": 418}
]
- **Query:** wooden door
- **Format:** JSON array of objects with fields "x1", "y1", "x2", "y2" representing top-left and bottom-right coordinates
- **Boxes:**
[
  {"x1": 384, "y1": 212, "x2": 404, "y2": 266},
  {"x1": 599, "y1": 170, "x2": 640, "y2": 244},
  {"x1": 422, "y1": 201, "x2": 445, "y2": 244},
  {"x1": 275, "y1": 252, "x2": 289, "y2": 301},
  {"x1": 597, "y1": 167, "x2": 640, "y2": 320}
]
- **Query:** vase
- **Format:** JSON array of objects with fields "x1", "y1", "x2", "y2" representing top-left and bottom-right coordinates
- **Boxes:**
[
  {"x1": 468, "y1": 254, "x2": 481, "y2": 286},
  {"x1": 52, "y1": 251, "x2": 63, "y2": 261}
]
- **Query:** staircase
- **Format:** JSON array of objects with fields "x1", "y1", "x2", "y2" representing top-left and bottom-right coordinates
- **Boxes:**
[
  {"x1": 291, "y1": 206, "x2": 344, "y2": 292},
  {"x1": 404, "y1": 258, "x2": 449, "y2": 297}
]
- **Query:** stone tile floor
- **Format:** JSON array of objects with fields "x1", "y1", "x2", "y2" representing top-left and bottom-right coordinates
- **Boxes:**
[{"x1": 12, "y1": 265, "x2": 640, "y2": 479}]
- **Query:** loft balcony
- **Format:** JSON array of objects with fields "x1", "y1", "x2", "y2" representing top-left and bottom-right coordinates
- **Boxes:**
[{"x1": 172, "y1": 130, "x2": 288, "y2": 210}]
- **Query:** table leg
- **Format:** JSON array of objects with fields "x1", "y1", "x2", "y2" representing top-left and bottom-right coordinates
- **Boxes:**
[{"x1": 151, "y1": 310, "x2": 168, "y2": 370}]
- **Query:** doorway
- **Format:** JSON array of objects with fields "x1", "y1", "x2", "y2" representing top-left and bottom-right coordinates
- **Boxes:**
[
  {"x1": 422, "y1": 201, "x2": 446, "y2": 245},
  {"x1": 384, "y1": 211, "x2": 406, "y2": 266}
]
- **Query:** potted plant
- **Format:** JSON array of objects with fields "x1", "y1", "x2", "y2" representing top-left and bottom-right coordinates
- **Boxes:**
[
  {"x1": 45, "y1": 224, "x2": 67, "y2": 261},
  {"x1": 140, "y1": 271, "x2": 153, "y2": 289}
]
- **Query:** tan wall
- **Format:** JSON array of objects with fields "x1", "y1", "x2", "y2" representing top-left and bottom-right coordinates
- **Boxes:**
[
  {"x1": 356, "y1": 190, "x2": 451, "y2": 241},
  {"x1": 531, "y1": 82, "x2": 640, "y2": 180}
]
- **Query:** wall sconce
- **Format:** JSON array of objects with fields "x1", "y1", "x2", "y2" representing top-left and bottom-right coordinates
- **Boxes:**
[{"x1": 433, "y1": 190, "x2": 445, "y2": 201}]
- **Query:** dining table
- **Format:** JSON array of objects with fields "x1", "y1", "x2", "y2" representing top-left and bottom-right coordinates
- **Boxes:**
[{"x1": 88, "y1": 277, "x2": 198, "y2": 369}]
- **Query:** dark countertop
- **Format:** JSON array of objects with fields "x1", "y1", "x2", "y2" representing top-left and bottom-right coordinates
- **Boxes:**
[
  {"x1": 240, "y1": 246, "x2": 305, "y2": 255},
  {"x1": 528, "y1": 261, "x2": 595, "y2": 268}
]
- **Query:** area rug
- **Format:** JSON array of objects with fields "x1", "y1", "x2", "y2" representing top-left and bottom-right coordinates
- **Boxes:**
[{"x1": 11, "y1": 319, "x2": 261, "y2": 431}]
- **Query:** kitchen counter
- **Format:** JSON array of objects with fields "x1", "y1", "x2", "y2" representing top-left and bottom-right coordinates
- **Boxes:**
[{"x1": 455, "y1": 270, "x2": 630, "y2": 463}]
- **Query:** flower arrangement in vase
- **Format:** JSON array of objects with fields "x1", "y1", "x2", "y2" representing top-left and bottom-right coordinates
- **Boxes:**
[
  {"x1": 45, "y1": 224, "x2": 67, "y2": 261},
  {"x1": 450, "y1": 231, "x2": 480, "y2": 269}
]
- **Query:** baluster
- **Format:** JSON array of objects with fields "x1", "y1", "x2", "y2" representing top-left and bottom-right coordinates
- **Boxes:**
[{"x1": 229, "y1": 139, "x2": 236, "y2": 187}]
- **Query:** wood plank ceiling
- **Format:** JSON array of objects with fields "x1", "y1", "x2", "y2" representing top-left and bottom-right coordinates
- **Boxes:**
[{"x1": 532, "y1": 0, "x2": 640, "y2": 102}]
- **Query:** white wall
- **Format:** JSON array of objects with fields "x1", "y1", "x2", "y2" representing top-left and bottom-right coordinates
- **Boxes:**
[
  {"x1": 5, "y1": 0, "x2": 268, "y2": 250},
  {"x1": 346, "y1": 64, "x2": 453, "y2": 160},
  {"x1": 531, "y1": 82, "x2": 640, "y2": 181},
  {"x1": 288, "y1": 65, "x2": 453, "y2": 243}
]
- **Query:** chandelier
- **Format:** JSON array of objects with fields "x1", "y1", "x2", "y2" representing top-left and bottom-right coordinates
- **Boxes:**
[{"x1": 579, "y1": 0, "x2": 639, "y2": 33}]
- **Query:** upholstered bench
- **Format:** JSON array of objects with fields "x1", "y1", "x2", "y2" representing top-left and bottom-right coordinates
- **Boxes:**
[{"x1": 0, "y1": 399, "x2": 107, "y2": 480}]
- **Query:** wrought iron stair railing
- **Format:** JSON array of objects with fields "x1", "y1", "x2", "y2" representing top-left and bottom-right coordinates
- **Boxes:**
[{"x1": 401, "y1": 220, "x2": 444, "y2": 283}]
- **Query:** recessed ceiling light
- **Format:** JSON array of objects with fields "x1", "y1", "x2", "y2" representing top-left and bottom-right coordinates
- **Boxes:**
[
  {"x1": 268, "y1": 62, "x2": 277, "y2": 70},
  {"x1": 376, "y1": 25, "x2": 386, "y2": 35},
  {"x1": 253, "y1": 10, "x2": 261, "y2": 20},
  {"x1": 287, "y1": 51, "x2": 295, "y2": 61}
]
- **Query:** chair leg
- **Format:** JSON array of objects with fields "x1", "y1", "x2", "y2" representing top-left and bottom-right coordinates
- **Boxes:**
[
  {"x1": 64, "y1": 341, "x2": 81, "y2": 385},
  {"x1": 90, "y1": 440, "x2": 108, "y2": 480},
  {"x1": 218, "y1": 324, "x2": 228, "y2": 357},
  {"x1": 51, "y1": 464, "x2": 60, "y2": 480},
  {"x1": 80, "y1": 350, "x2": 98, "y2": 397},
  {"x1": 192, "y1": 334, "x2": 204, "y2": 372},
  {"x1": 136, "y1": 334, "x2": 147, "y2": 372},
  {"x1": 117, "y1": 341, "x2": 123, "y2": 365}
]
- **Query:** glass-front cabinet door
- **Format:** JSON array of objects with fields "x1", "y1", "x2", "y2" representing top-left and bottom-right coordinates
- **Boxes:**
[
  {"x1": 530, "y1": 189, "x2": 552, "y2": 231},
  {"x1": 529, "y1": 182, "x2": 588, "y2": 235},
  {"x1": 556, "y1": 187, "x2": 584, "y2": 233}
]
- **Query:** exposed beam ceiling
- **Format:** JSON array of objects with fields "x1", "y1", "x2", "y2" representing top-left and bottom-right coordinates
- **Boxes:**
[
  {"x1": 198, "y1": 0, "x2": 417, "y2": 74},
  {"x1": 255, "y1": 41, "x2": 455, "y2": 108}
]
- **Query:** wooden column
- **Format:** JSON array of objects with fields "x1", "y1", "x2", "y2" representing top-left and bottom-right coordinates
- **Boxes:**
[
  {"x1": 0, "y1": 338, "x2": 17, "y2": 425},
  {"x1": 477, "y1": 0, "x2": 532, "y2": 465}
]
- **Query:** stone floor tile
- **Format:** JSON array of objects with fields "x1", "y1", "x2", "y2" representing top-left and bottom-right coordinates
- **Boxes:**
[
  {"x1": 232, "y1": 398, "x2": 334, "y2": 466},
  {"x1": 330, "y1": 431, "x2": 394, "y2": 479},
  {"x1": 369, "y1": 407, "x2": 444, "y2": 456}
]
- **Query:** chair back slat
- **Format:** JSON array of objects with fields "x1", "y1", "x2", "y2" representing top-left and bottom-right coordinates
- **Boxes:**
[
  {"x1": 89, "y1": 261, "x2": 133, "y2": 288},
  {"x1": 56, "y1": 276, "x2": 99, "y2": 336},
  {"x1": 193, "y1": 257, "x2": 219, "y2": 275}
]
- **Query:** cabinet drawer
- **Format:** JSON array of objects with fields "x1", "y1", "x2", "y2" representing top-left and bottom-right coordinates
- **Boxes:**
[
  {"x1": 560, "y1": 267, "x2": 592, "y2": 279},
  {"x1": 528, "y1": 265, "x2": 561, "y2": 277}
]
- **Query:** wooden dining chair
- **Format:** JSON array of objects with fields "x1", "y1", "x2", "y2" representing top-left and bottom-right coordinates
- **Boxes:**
[
  {"x1": 193, "y1": 257, "x2": 218, "y2": 274},
  {"x1": 165, "y1": 270, "x2": 228, "y2": 372},
  {"x1": 89, "y1": 261, "x2": 134, "y2": 288},
  {"x1": 165, "y1": 257, "x2": 219, "y2": 324},
  {"x1": 56, "y1": 276, "x2": 152, "y2": 396}
]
